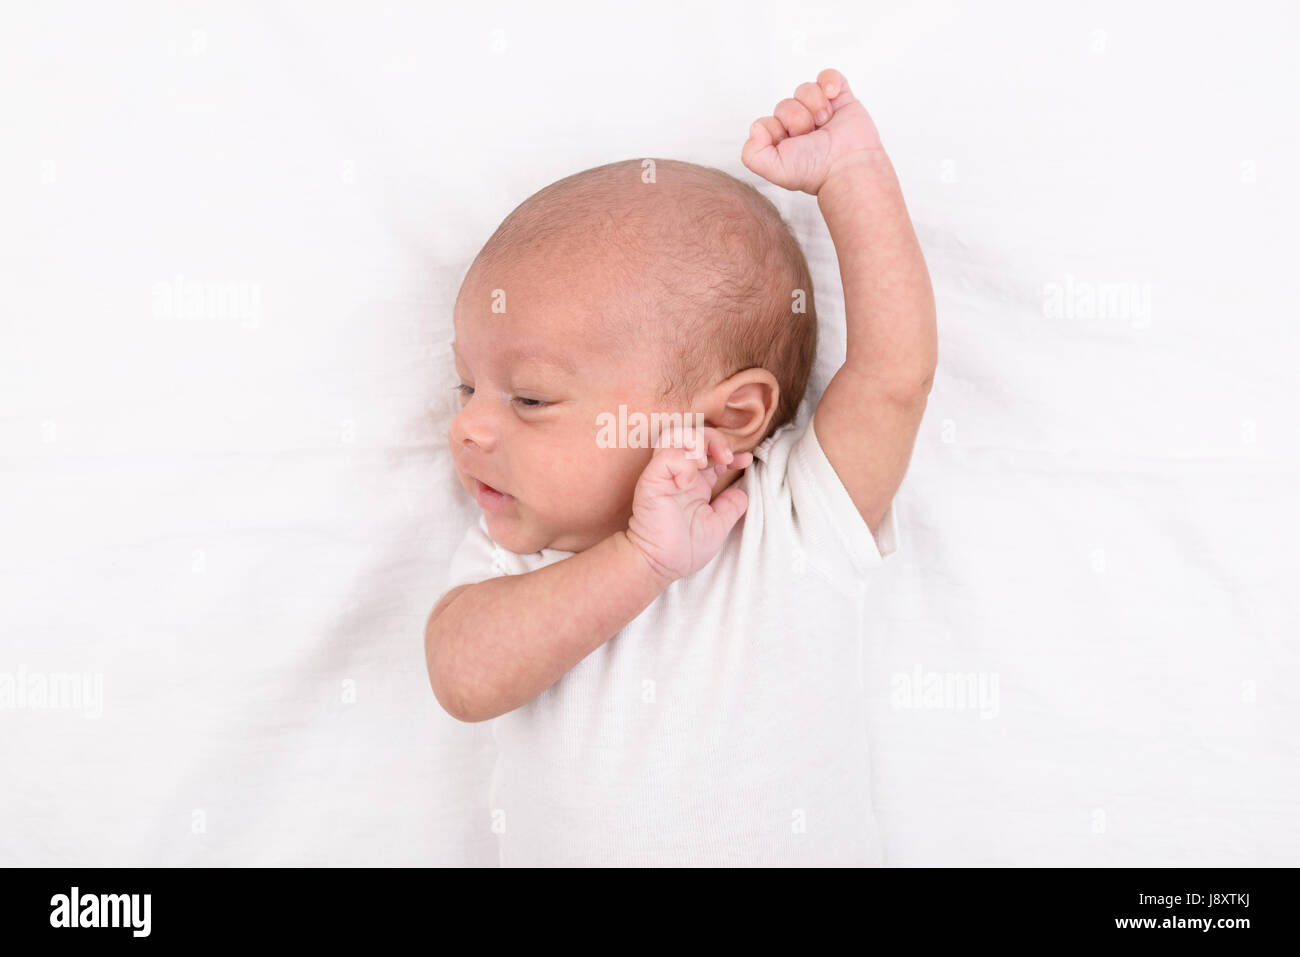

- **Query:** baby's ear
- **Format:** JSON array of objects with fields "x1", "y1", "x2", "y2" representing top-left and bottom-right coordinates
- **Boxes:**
[{"x1": 702, "y1": 369, "x2": 780, "y2": 451}]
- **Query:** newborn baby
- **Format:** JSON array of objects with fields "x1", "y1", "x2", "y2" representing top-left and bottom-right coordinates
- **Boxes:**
[{"x1": 426, "y1": 68, "x2": 936, "y2": 866}]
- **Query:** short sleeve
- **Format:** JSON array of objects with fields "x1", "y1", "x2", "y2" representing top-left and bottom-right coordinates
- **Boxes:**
[
  {"x1": 785, "y1": 413, "x2": 901, "y2": 575},
  {"x1": 443, "y1": 515, "x2": 511, "y2": 593}
]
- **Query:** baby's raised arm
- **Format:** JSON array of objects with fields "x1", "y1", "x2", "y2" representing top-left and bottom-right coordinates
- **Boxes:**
[
  {"x1": 427, "y1": 426, "x2": 750, "y2": 721},
  {"x1": 742, "y1": 68, "x2": 937, "y2": 539}
]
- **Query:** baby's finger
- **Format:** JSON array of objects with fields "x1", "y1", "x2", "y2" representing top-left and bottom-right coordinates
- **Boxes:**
[
  {"x1": 653, "y1": 419, "x2": 703, "y2": 462},
  {"x1": 773, "y1": 97, "x2": 816, "y2": 137},
  {"x1": 816, "y1": 68, "x2": 854, "y2": 106},
  {"x1": 793, "y1": 81, "x2": 832, "y2": 126},
  {"x1": 747, "y1": 115, "x2": 787, "y2": 148},
  {"x1": 702, "y1": 430, "x2": 734, "y2": 468},
  {"x1": 660, "y1": 447, "x2": 703, "y2": 490},
  {"x1": 729, "y1": 450, "x2": 753, "y2": 470},
  {"x1": 703, "y1": 486, "x2": 749, "y2": 537},
  {"x1": 700, "y1": 462, "x2": 726, "y2": 488},
  {"x1": 683, "y1": 427, "x2": 708, "y2": 464}
]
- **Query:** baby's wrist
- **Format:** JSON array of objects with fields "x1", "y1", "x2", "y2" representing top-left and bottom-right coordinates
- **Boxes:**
[
  {"x1": 616, "y1": 528, "x2": 678, "y2": 594},
  {"x1": 817, "y1": 147, "x2": 892, "y2": 200}
]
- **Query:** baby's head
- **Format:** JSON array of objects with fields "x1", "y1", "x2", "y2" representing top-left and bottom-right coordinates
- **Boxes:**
[{"x1": 450, "y1": 158, "x2": 816, "y2": 554}]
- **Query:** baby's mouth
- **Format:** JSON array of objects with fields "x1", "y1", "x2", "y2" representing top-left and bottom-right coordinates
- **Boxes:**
[{"x1": 474, "y1": 479, "x2": 515, "y2": 513}]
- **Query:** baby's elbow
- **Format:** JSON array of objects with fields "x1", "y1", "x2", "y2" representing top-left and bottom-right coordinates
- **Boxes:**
[
  {"x1": 424, "y1": 587, "x2": 482, "y2": 721},
  {"x1": 426, "y1": 610, "x2": 473, "y2": 723},
  {"x1": 427, "y1": 626, "x2": 501, "y2": 724},
  {"x1": 428, "y1": 651, "x2": 479, "y2": 723},
  {"x1": 916, "y1": 365, "x2": 936, "y2": 397},
  {"x1": 894, "y1": 364, "x2": 935, "y2": 404},
  {"x1": 439, "y1": 689, "x2": 478, "y2": 724},
  {"x1": 436, "y1": 673, "x2": 495, "y2": 724},
  {"x1": 427, "y1": 656, "x2": 466, "y2": 722}
]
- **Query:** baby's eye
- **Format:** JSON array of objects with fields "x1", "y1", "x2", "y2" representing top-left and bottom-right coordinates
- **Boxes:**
[
  {"x1": 513, "y1": 396, "x2": 549, "y2": 409},
  {"x1": 453, "y1": 384, "x2": 474, "y2": 399}
]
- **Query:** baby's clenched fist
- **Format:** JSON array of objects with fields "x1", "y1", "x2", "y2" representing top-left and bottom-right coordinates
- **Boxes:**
[{"x1": 741, "y1": 67, "x2": 884, "y2": 196}]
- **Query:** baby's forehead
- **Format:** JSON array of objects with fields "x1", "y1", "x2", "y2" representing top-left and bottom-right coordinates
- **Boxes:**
[
  {"x1": 454, "y1": 252, "x2": 648, "y2": 360},
  {"x1": 460, "y1": 238, "x2": 632, "y2": 313}
]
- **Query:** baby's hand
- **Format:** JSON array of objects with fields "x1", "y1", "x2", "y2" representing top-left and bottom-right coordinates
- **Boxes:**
[
  {"x1": 741, "y1": 68, "x2": 883, "y2": 196},
  {"x1": 625, "y1": 423, "x2": 753, "y2": 586}
]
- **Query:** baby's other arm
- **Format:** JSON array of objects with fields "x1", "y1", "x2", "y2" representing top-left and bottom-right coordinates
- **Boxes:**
[
  {"x1": 426, "y1": 426, "x2": 750, "y2": 722},
  {"x1": 742, "y1": 68, "x2": 937, "y2": 540}
]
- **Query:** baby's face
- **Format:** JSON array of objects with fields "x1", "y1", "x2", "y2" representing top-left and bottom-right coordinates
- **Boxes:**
[{"x1": 449, "y1": 253, "x2": 671, "y2": 554}]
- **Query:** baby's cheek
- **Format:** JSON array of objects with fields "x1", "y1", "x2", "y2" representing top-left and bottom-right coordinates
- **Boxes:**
[
  {"x1": 572, "y1": 445, "x2": 646, "y2": 517},
  {"x1": 593, "y1": 443, "x2": 650, "y2": 491}
]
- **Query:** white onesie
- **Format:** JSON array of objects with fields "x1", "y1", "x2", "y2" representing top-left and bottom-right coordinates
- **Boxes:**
[{"x1": 444, "y1": 412, "x2": 900, "y2": 866}]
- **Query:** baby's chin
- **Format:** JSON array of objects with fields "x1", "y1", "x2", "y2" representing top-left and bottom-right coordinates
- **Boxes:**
[
  {"x1": 483, "y1": 510, "x2": 570, "y2": 556},
  {"x1": 482, "y1": 511, "x2": 537, "y2": 555},
  {"x1": 483, "y1": 510, "x2": 610, "y2": 556}
]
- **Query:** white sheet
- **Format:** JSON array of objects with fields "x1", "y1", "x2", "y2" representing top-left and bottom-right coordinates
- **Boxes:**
[{"x1": 2, "y1": 0, "x2": 1296, "y2": 865}]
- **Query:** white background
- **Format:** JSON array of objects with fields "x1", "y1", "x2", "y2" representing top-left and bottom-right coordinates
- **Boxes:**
[{"x1": 1, "y1": 0, "x2": 1296, "y2": 865}]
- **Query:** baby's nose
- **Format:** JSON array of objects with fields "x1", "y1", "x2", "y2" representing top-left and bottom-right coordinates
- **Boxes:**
[{"x1": 449, "y1": 401, "x2": 497, "y2": 452}]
